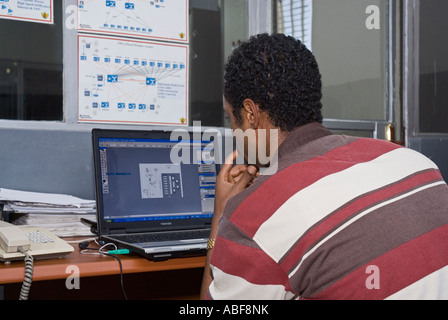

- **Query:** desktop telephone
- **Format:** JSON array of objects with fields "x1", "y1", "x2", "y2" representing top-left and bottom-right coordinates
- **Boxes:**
[{"x1": 0, "y1": 220, "x2": 74, "y2": 262}]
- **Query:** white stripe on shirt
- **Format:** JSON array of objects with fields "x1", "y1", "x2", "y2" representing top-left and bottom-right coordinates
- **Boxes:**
[
  {"x1": 253, "y1": 148, "x2": 439, "y2": 263},
  {"x1": 287, "y1": 181, "x2": 445, "y2": 279},
  {"x1": 386, "y1": 265, "x2": 448, "y2": 300},
  {"x1": 209, "y1": 265, "x2": 295, "y2": 300}
]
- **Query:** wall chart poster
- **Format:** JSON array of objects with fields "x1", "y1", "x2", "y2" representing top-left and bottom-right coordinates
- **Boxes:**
[
  {"x1": 78, "y1": 34, "x2": 189, "y2": 126},
  {"x1": 77, "y1": 0, "x2": 189, "y2": 43},
  {"x1": 0, "y1": 0, "x2": 53, "y2": 24}
]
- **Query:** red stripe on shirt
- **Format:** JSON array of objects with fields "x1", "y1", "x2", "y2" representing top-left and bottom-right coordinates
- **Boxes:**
[
  {"x1": 280, "y1": 169, "x2": 444, "y2": 272},
  {"x1": 211, "y1": 235, "x2": 292, "y2": 290},
  {"x1": 308, "y1": 223, "x2": 448, "y2": 300},
  {"x1": 229, "y1": 138, "x2": 402, "y2": 238}
]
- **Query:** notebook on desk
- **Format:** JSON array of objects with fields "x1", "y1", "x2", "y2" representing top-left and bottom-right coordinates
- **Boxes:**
[{"x1": 92, "y1": 128, "x2": 219, "y2": 261}]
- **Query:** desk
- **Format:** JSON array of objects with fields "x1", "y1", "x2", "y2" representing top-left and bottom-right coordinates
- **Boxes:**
[{"x1": 0, "y1": 238, "x2": 206, "y2": 300}]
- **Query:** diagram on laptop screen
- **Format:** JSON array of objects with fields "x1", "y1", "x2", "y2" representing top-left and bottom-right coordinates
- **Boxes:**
[
  {"x1": 77, "y1": 0, "x2": 189, "y2": 43},
  {"x1": 77, "y1": 34, "x2": 189, "y2": 125},
  {"x1": 139, "y1": 163, "x2": 184, "y2": 199}
]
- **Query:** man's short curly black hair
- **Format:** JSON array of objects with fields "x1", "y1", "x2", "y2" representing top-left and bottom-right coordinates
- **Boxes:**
[{"x1": 223, "y1": 33, "x2": 323, "y2": 132}]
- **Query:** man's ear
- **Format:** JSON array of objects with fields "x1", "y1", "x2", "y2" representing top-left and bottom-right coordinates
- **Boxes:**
[{"x1": 242, "y1": 99, "x2": 260, "y2": 129}]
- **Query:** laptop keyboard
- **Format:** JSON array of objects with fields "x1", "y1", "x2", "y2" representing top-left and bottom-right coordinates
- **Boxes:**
[{"x1": 113, "y1": 229, "x2": 210, "y2": 244}]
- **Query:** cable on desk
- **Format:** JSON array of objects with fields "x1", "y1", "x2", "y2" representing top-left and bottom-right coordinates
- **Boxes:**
[
  {"x1": 18, "y1": 247, "x2": 34, "y2": 300},
  {"x1": 102, "y1": 252, "x2": 128, "y2": 300},
  {"x1": 79, "y1": 241, "x2": 129, "y2": 300}
]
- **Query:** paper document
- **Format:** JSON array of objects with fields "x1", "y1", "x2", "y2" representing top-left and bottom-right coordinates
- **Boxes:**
[
  {"x1": 77, "y1": 0, "x2": 189, "y2": 43},
  {"x1": 0, "y1": 188, "x2": 95, "y2": 208},
  {"x1": 77, "y1": 34, "x2": 189, "y2": 126},
  {"x1": 0, "y1": 0, "x2": 53, "y2": 24},
  {"x1": 0, "y1": 188, "x2": 96, "y2": 237}
]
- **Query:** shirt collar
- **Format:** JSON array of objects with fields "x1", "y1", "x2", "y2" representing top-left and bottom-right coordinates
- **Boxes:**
[{"x1": 277, "y1": 122, "x2": 333, "y2": 160}]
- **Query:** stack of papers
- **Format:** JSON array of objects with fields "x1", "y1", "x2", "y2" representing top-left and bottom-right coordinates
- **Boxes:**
[{"x1": 0, "y1": 188, "x2": 97, "y2": 237}]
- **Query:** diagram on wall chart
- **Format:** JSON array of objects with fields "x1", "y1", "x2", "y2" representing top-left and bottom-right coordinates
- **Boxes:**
[
  {"x1": 77, "y1": 35, "x2": 189, "y2": 125},
  {"x1": 77, "y1": 0, "x2": 188, "y2": 43},
  {"x1": 0, "y1": 0, "x2": 53, "y2": 24}
]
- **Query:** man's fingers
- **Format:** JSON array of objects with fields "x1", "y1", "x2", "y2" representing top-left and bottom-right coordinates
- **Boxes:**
[
  {"x1": 228, "y1": 165, "x2": 248, "y2": 183},
  {"x1": 219, "y1": 151, "x2": 258, "y2": 187},
  {"x1": 224, "y1": 150, "x2": 238, "y2": 165},
  {"x1": 234, "y1": 165, "x2": 258, "y2": 189},
  {"x1": 220, "y1": 150, "x2": 238, "y2": 181}
]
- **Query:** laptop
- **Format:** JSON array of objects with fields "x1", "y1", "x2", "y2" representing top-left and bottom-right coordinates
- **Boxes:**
[{"x1": 92, "y1": 128, "x2": 219, "y2": 261}]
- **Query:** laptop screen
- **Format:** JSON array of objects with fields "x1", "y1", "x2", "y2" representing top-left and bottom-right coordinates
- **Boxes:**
[{"x1": 93, "y1": 129, "x2": 217, "y2": 233}]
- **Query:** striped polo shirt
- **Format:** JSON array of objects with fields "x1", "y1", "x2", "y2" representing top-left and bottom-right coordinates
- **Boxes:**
[{"x1": 208, "y1": 122, "x2": 448, "y2": 300}]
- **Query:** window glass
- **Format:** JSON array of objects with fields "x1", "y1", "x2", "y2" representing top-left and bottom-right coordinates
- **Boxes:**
[
  {"x1": 274, "y1": 0, "x2": 389, "y2": 121},
  {"x1": 419, "y1": 0, "x2": 448, "y2": 134},
  {"x1": 190, "y1": 0, "x2": 249, "y2": 127},
  {"x1": 0, "y1": 1, "x2": 63, "y2": 121}
]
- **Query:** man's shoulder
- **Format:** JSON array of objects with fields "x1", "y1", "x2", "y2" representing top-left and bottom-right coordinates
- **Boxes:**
[{"x1": 224, "y1": 136, "x2": 442, "y2": 233}]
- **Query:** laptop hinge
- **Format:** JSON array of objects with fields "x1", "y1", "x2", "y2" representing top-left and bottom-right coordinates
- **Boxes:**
[{"x1": 110, "y1": 228, "x2": 126, "y2": 235}]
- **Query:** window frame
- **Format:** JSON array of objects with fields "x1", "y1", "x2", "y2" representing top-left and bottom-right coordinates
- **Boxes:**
[{"x1": 0, "y1": 0, "x2": 400, "y2": 142}]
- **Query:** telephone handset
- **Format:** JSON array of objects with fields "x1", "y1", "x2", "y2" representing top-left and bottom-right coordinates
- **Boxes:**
[
  {"x1": 0, "y1": 220, "x2": 31, "y2": 253},
  {"x1": 0, "y1": 220, "x2": 74, "y2": 262}
]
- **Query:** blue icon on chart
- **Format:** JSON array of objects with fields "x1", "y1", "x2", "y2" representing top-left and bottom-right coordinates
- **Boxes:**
[
  {"x1": 106, "y1": 1, "x2": 115, "y2": 7},
  {"x1": 101, "y1": 102, "x2": 110, "y2": 108},
  {"x1": 118, "y1": 103, "x2": 125, "y2": 109},
  {"x1": 146, "y1": 78, "x2": 156, "y2": 86},
  {"x1": 107, "y1": 75, "x2": 118, "y2": 83},
  {"x1": 139, "y1": 104, "x2": 147, "y2": 110},
  {"x1": 125, "y1": 3, "x2": 134, "y2": 9},
  {"x1": 129, "y1": 103, "x2": 136, "y2": 110}
]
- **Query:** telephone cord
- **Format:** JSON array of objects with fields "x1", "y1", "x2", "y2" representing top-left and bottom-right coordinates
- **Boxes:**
[{"x1": 18, "y1": 247, "x2": 34, "y2": 300}]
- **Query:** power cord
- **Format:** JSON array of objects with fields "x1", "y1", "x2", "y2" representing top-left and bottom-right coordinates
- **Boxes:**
[
  {"x1": 102, "y1": 252, "x2": 128, "y2": 300},
  {"x1": 79, "y1": 240, "x2": 129, "y2": 300}
]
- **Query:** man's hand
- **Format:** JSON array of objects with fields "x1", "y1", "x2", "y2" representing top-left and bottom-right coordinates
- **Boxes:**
[
  {"x1": 200, "y1": 150, "x2": 258, "y2": 299},
  {"x1": 214, "y1": 150, "x2": 258, "y2": 215}
]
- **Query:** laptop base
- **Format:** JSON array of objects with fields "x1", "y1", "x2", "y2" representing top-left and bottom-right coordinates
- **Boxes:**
[{"x1": 100, "y1": 235, "x2": 207, "y2": 262}]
